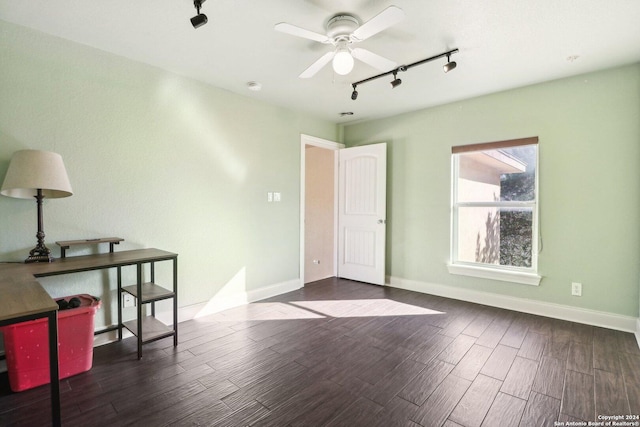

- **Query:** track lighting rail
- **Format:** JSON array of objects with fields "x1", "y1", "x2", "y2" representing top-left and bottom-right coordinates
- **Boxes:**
[{"x1": 350, "y1": 48, "x2": 458, "y2": 100}]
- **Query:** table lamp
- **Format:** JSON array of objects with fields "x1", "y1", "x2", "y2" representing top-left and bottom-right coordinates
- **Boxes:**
[{"x1": 1, "y1": 149, "x2": 73, "y2": 263}]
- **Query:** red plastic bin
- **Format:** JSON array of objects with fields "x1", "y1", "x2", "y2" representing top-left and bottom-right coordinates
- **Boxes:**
[{"x1": 0, "y1": 294, "x2": 101, "y2": 392}]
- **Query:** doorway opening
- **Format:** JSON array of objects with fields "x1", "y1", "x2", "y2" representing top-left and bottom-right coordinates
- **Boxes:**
[{"x1": 300, "y1": 134, "x2": 343, "y2": 285}]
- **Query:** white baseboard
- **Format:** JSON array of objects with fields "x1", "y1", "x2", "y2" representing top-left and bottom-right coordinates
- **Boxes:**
[{"x1": 387, "y1": 276, "x2": 639, "y2": 334}]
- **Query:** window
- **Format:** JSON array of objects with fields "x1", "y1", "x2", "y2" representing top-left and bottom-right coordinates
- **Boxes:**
[{"x1": 448, "y1": 137, "x2": 541, "y2": 285}]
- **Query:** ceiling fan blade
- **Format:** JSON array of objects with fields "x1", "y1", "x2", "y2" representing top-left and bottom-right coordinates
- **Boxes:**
[
  {"x1": 352, "y1": 48, "x2": 397, "y2": 71},
  {"x1": 299, "y1": 51, "x2": 335, "y2": 78},
  {"x1": 274, "y1": 23, "x2": 330, "y2": 43},
  {"x1": 351, "y1": 5, "x2": 405, "y2": 41}
]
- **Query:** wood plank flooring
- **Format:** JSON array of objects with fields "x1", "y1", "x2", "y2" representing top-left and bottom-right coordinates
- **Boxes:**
[{"x1": 1, "y1": 277, "x2": 639, "y2": 426}]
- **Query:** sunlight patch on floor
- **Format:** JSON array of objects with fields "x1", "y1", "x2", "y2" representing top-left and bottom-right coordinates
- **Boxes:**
[
  {"x1": 204, "y1": 301, "x2": 325, "y2": 321},
  {"x1": 206, "y1": 298, "x2": 444, "y2": 322},
  {"x1": 290, "y1": 299, "x2": 444, "y2": 318}
]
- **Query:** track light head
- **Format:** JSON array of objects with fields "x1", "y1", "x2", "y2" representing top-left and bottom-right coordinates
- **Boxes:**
[
  {"x1": 191, "y1": 0, "x2": 208, "y2": 28},
  {"x1": 351, "y1": 85, "x2": 358, "y2": 100},
  {"x1": 443, "y1": 61, "x2": 456, "y2": 73},
  {"x1": 191, "y1": 14, "x2": 208, "y2": 28},
  {"x1": 443, "y1": 54, "x2": 457, "y2": 73},
  {"x1": 390, "y1": 72, "x2": 402, "y2": 88}
]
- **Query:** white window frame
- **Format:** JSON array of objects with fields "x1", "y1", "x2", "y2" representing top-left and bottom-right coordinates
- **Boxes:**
[{"x1": 448, "y1": 137, "x2": 541, "y2": 286}]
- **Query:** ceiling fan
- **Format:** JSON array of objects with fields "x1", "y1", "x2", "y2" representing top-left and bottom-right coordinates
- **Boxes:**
[{"x1": 275, "y1": 5, "x2": 405, "y2": 78}]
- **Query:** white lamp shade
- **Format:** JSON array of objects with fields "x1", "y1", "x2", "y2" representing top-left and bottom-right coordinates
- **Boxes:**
[
  {"x1": 1, "y1": 150, "x2": 73, "y2": 199},
  {"x1": 333, "y1": 50, "x2": 354, "y2": 75}
]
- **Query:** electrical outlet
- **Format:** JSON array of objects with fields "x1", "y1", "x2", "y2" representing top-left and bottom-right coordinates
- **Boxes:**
[
  {"x1": 571, "y1": 282, "x2": 582, "y2": 297},
  {"x1": 123, "y1": 293, "x2": 136, "y2": 308}
]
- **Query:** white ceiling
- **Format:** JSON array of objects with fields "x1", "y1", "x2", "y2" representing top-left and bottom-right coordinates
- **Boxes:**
[{"x1": 1, "y1": 0, "x2": 639, "y2": 124}]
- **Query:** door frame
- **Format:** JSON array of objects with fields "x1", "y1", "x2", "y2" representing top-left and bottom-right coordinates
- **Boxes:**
[{"x1": 300, "y1": 134, "x2": 344, "y2": 285}]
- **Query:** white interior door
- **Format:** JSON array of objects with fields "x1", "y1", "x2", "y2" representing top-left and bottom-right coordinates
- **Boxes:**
[{"x1": 338, "y1": 143, "x2": 387, "y2": 285}]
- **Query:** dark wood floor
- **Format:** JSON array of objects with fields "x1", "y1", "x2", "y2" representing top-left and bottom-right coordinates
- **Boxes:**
[{"x1": 1, "y1": 278, "x2": 639, "y2": 426}]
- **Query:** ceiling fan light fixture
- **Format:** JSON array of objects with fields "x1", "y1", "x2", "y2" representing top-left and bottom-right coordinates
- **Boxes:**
[
  {"x1": 333, "y1": 49, "x2": 354, "y2": 75},
  {"x1": 275, "y1": 6, "x2": 404, "y2": 79}
]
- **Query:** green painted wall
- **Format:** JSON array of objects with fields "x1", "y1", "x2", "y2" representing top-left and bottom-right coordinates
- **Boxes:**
[
  {"x1": 343, "y1": 64, "x2": 640, "y2": 318},
  {"x1": 0, "y1": 21, "x2": 337, "y2": 327},
  {"x1": 1, "y1": 19, "x2": 638, "y2": 325}
]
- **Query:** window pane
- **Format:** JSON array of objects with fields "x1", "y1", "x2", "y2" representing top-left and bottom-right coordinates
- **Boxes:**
[
  {"x1": 456, "y1": 206, "x2": 533, "y2": 268},
  {"x1": 457, "y1": 145, "x2": 536, "y2": 203},
  {"x1": 456, "y1": 206, "x2": 501, "y2": 265},
  {"x1": 500, "y1": 145, "x2": 536, "y2": 202},
  {"x1": 499, "y1": 207, "x2": 533, "y2": 267}
]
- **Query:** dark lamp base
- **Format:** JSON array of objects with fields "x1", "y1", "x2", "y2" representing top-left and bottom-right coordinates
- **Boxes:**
[
  {"x1": 25, "y1": 246, "x2": 55, "y2": 263},
  {"x1": 26, "y1": 189, "x2": 56, "y2": 263}
]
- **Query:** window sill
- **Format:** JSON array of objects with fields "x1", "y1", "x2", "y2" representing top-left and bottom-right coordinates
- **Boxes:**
[{"x1": 447, "y1": 263, "x2": 542, "y2": 286}]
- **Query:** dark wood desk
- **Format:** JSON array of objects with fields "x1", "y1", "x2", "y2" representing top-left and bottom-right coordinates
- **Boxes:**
[
  {"x1": 0, "y1": 266, "x2": 61, "y2": 427},
  {"x1": 0, "y1": 248, "x2": 178, "y2": 426},
  {"x1": 26, "y1": 248, "x2": 176, "y2": 277},
  {"x1": 27, "y1": 248, "x2": 179, "y2": 358}
]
